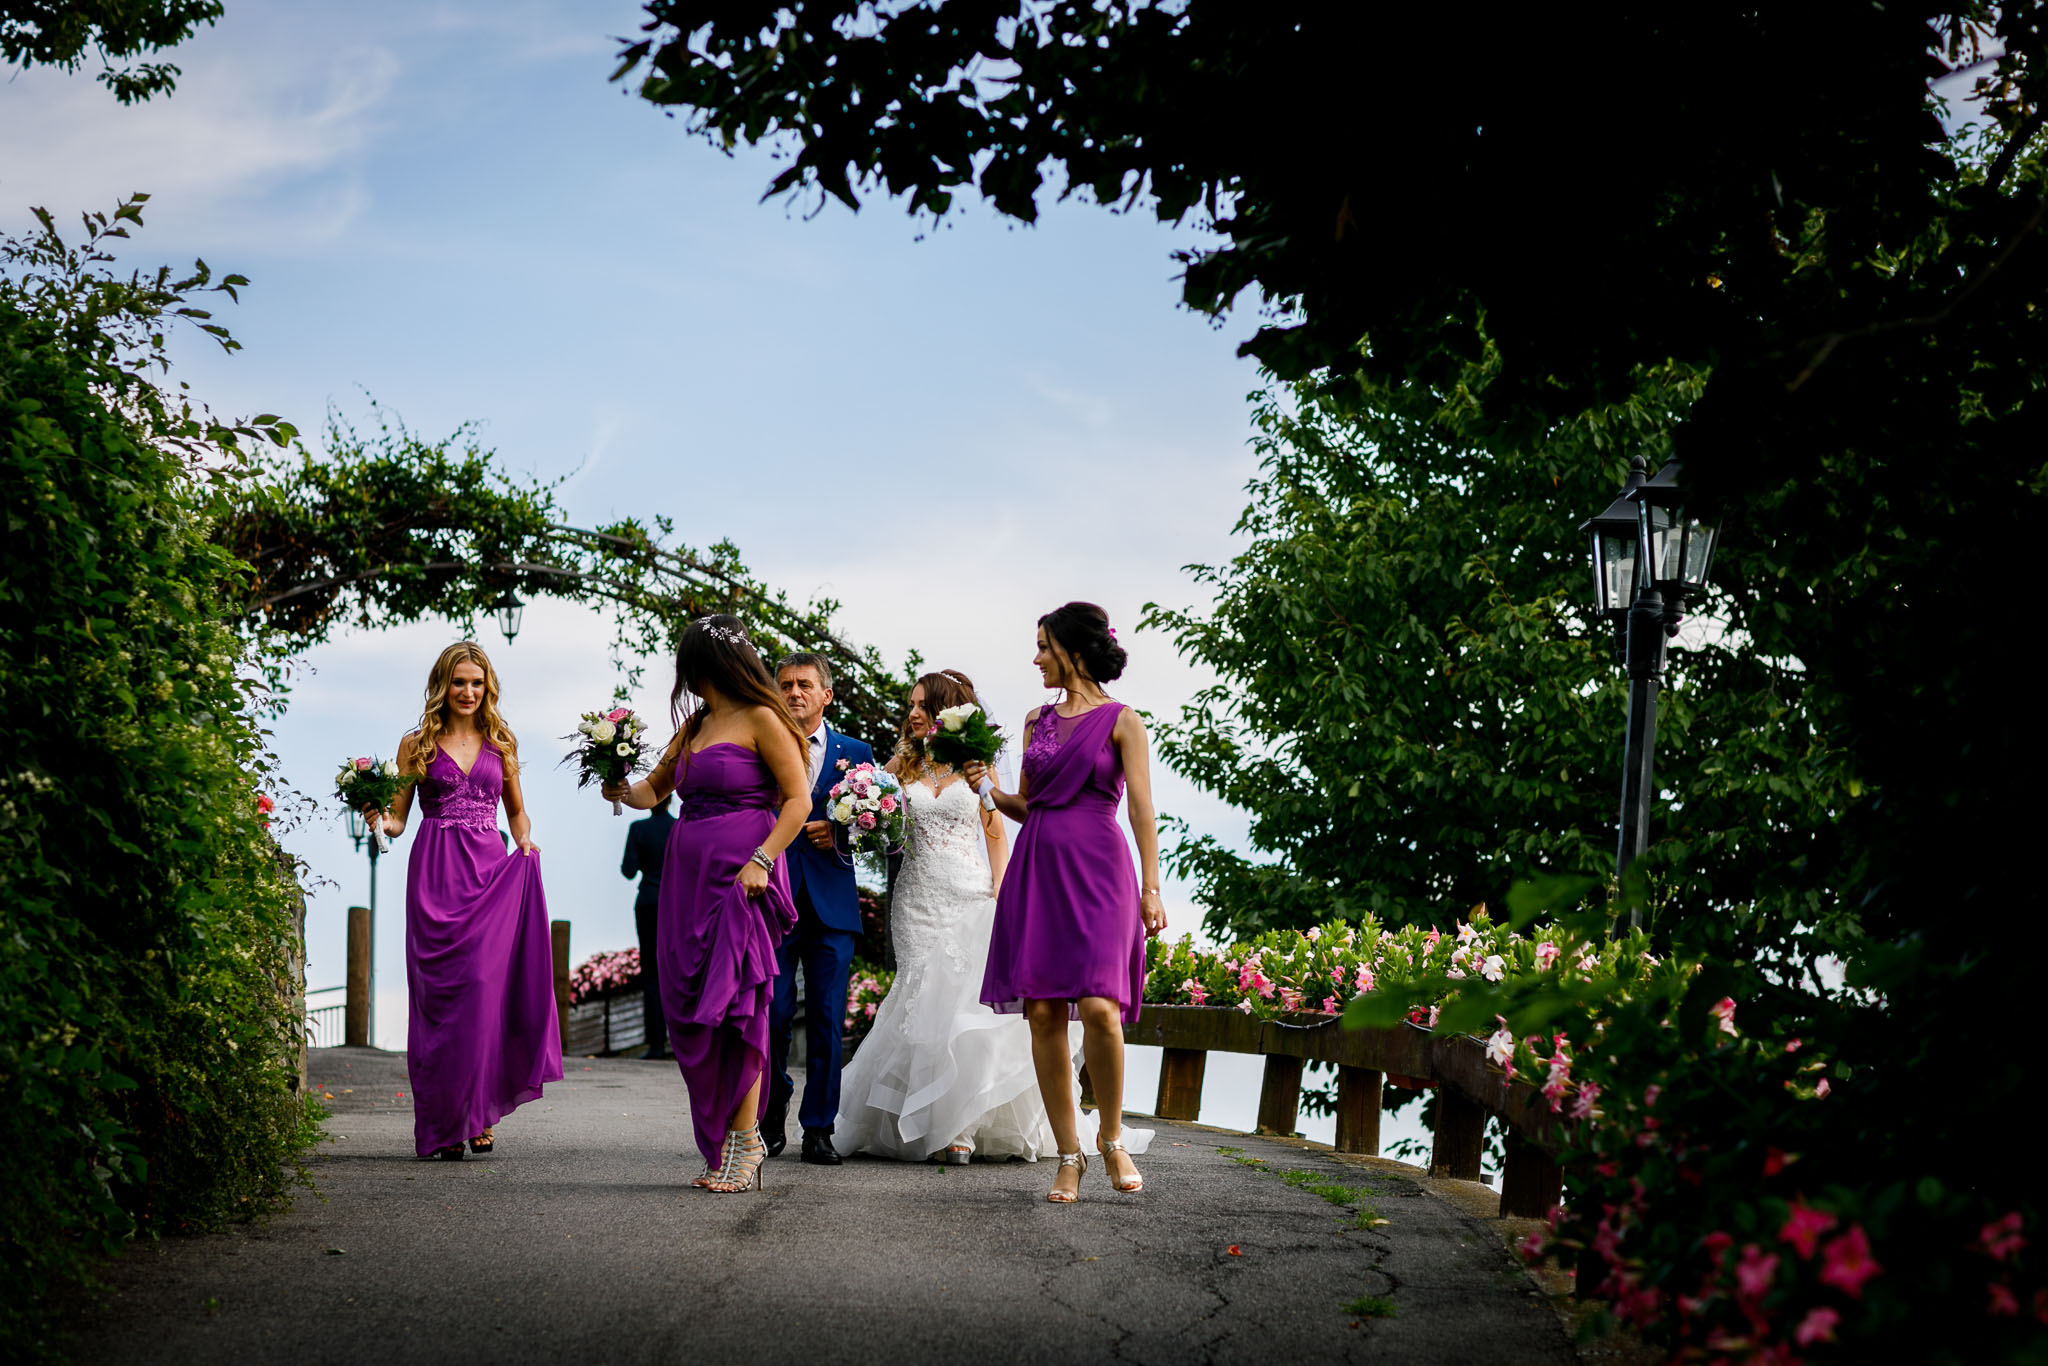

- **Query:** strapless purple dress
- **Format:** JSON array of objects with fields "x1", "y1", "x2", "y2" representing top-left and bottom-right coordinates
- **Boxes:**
[
  {"x1": 981, "y1": 702, "x2": 1146, "y2": 1023},
  {"x1": 404, "y1": 743, "x2": 563, "y2": 1156},
  {"x1": 657, "y1": 743, "x2": 798, "y2": 1169}
]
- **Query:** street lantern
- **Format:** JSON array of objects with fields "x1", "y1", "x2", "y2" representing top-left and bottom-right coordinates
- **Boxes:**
[
  {"x1": 492, "y1": 591, "x2": 525, "y2": 644},
  {"x1": 1581, "y1": 456, "x2": 1649, "y2": 651},
  {"x1": 1583, "y1": 458, "x2": 1720, "y2": 928},
  {"x1": 1628, "y1": 461, "x2": 1719, "y2": 632},
  {"x1": 344, "y1": 804, "x2": 367, "y2": 851}
]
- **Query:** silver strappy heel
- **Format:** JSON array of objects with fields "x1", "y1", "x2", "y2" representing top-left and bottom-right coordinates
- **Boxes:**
[
  {"x1": 1048, "y1": 1149, "x2": 1087, "y2": 1203},
  {"x1": 1098, "y1": 1134, "x2": 1142, "y2": 1192}
]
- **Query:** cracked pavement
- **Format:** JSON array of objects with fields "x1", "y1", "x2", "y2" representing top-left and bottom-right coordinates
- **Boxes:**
[{"x1": 73, "y1": 1046, "x2": 1575, "y2": 1365}]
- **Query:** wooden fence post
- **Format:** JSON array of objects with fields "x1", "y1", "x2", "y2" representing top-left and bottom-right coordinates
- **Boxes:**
[
  {"x1": 1255, "y1": 1054, "x2": 1304, "y2": 1136},
  {"x1": 344, "y1": 905, "x2": 372, "y2": 1048},
  {"x1": 1431, "y1": 1086, "x2": 1486, "y2": 1180},
  {"x1": 1155, "y1": 1048, "x2": 1207, "y2": 1121},
  {"x1": 551, "y1": 920, "x2": 571, "y2": 1059},
  {"x1": 1500, "y1": 1131, "x2": 1564, "y2": 1218},
  {"x1": 1334, "y1": 1066, "x2": 1383, "y2": 1155}
]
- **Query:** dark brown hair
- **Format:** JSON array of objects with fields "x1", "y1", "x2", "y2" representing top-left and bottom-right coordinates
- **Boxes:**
[
  {"x1": 1039, "y1": 601, "x2": 1127, "y2": 684},
  {"x1": 669, "y1": 615, "x2": 807, "y2": 775}
]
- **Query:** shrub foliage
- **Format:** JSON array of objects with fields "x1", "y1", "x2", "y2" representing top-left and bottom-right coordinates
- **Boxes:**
[{"x1": 1, "y1": 202, "x2": 316, "y2": 1350}]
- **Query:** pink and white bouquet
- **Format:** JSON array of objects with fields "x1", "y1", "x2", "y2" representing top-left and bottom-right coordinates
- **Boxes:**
[
  {"x1": 333, "y1": 754, "x2": 417, "y2": 816},
  {"x1": 827, "y1": 759, "x2": 909, "y2": 859},
  {"x1": 564, "y1": 706, "x2": 653, "y2": 814},
  {"x1": 924, "y1": 702, "x2": 1005, "y2": 811}
]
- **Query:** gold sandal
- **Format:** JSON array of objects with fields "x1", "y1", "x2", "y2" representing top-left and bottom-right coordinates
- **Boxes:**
[
  {"x1": 1098, "y1": 1135, "x2": 1142, "y2": 1192},
  {"x1": 1048, "y1": 1150, "x2": 1086, "y2": 1203},
  {"x1": 708, "y1": 1125, "x2": 767, "y2": 1193}
]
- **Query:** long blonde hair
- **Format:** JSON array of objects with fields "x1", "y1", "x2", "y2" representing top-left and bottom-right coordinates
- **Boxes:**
[{"x1": 401, "y1": 641, "x2": 520, "y2": 775}]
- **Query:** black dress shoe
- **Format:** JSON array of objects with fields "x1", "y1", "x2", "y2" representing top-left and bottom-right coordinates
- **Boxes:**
[
  {"x1": 800, "y1": 1130, "x2": 842, "y2": 1166},
  {"x1": 763, "y1": 1092, "x2": 789, "y2": 1158}
]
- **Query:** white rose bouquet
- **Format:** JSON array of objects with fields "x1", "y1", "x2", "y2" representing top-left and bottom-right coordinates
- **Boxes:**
[
  {"x1": 562, "y1": 706, "x2": 653, "y2": 814},
  {"x1": 924, "y1": 703, "x2": 1005, "y2": 811},
  {"x1": 826, "y1": 760, "x2": 909, "y2": 859}
]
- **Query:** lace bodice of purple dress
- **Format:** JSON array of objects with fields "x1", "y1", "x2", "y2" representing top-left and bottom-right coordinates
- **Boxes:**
[{"x1": 418, "y1": 745, "x2": 501, "y2": 833}]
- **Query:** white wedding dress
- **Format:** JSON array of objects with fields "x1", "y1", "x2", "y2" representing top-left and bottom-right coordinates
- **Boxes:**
[{"x1": 835, "y1": 776, "x2": 1063, "y2": 1161}]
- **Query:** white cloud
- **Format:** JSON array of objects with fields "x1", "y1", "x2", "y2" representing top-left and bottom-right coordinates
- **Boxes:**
[{"x1": 0, "y1": 39, "x2": 397, "y2": 246}]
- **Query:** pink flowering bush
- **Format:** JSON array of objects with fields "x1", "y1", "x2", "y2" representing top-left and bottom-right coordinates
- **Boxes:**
[
  {"x1": 567, "y1": 947, "x2": 642, "y2": 1005},
  {"x1": 843, "y1": 960, "x2": 895, "y2": 1047}
]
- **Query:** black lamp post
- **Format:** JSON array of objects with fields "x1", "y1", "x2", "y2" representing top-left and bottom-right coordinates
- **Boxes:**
[
  {"x1": 492, "y1": 591, "x2": 525, "y2": 644},
  {"x1": 343, "y1": 804, "x2": 384, "y2": 915},
  {"x1": 1584, "y1": 460, "x2": 1719, "y2": 928}
]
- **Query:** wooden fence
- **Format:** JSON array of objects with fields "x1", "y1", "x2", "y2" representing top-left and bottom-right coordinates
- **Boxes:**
[{"x1": 1128, "y1": 1005, "x2": 1567, "y2": 1219}]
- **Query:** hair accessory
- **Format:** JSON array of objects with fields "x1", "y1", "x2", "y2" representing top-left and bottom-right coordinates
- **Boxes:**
[
  {"x1": 1108, "y1": 627, "x2": 1117, "y2": 640},
  {"x1": 695, "y1": 617, "x2": 750, "y2": 647}
]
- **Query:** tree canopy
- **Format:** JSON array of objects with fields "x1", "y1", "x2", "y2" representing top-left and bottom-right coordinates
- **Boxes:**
[
  {"x1": 1145, "y1": 358, "x2": 1846, "y2": 942},
  {"x1": 1, "y1": 1, "x2": 220, "y2": 101}
]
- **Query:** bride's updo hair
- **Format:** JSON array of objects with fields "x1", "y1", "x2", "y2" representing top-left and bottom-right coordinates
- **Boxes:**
[
  {"x1": 894, "y1": 668, "x2": 981, "y2": 779},
  {"x1": 1038, "y1": 602, "x2": 1127, "y2": 684}
]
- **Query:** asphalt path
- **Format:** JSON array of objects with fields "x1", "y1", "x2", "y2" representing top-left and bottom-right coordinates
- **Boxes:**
[{"x1": 73, "y1": 1046, "x2": 1575, "y2": 1365}]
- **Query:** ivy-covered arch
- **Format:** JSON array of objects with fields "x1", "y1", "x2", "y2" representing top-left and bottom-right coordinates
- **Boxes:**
[{"x1": 220, "y1": 405, "x2": 912, "y2": 749}]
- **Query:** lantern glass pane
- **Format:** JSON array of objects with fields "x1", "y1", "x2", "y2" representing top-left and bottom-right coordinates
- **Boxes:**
[
  {"x1": 1596, "y1": 531, "x2": 1637, "y2": 613},
  {"x1": 1680, "y1": 517, "x2": 1718, "y2": 587},
  {"x1": 1641, "y1": 502, "x2": 1684, "y2": 586}
]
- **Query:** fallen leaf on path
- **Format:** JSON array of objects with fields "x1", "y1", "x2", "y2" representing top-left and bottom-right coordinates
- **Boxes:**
[
  {"x1": 1226, "y1": 1245, "x2": 1243, "y2": 1257},
  {"x1": 324, "y1": 1247, "x2": 346, "y2": 1256}
]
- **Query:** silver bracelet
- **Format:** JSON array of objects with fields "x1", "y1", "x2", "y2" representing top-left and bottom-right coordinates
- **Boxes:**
[{"x1": 749, "y1": 846, "x2": 775, "y2": 872}]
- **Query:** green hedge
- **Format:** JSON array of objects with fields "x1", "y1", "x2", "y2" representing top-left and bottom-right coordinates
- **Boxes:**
[{"x1": 1, "y1": 208, "x2": 317, "y2": 1354}]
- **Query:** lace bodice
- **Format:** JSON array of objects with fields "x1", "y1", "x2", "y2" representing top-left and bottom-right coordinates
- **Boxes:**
[
  {"x1": 417, "y1": 745, "x2": 501, "y2": 832},
  {"x1": 890, "y1": 776, "x2": 998, "y2": 994}
]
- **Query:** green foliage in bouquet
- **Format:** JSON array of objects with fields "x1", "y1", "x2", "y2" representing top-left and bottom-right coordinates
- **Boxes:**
[
  {"x1": 1, "y1": 203, "x2": 320, "y2": 1354},
  {"x1": 924, "y1": 702, "x2": 1003, "y2": 769}
]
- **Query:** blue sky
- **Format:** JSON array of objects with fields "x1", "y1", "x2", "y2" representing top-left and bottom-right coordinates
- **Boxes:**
[{"x1": 4, "y1": 1, "x2": 1267, "y2": 1052}]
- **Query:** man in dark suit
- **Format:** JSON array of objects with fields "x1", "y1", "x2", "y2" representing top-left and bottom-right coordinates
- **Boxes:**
[
  {"x1": 620, "y1": 793, "x2": 676, "y2": 1061},
  {"x1": 768, "y1": 652, "x2": 874, "y2": 1164}
]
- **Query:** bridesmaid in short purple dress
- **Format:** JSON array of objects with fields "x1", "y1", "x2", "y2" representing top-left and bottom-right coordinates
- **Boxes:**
[
  {"x1": 604, "y1": 615, "x2": 811, "y2": 1194},
  {"x1": 970, "y1": 602, "x2": 1168, "y2": 1202},
  {"x1": 374, "y1": 642, "x2": 562, "y2": 1160}
]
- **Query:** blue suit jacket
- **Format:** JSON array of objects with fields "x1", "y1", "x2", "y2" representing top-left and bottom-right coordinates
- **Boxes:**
[{"x1": 782, "y1": 725, "x2": 874, "y2": 934}]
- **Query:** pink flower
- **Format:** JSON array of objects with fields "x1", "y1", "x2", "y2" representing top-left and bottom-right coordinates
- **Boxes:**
[
  {"x1": 1425, "y1": 929, "x2": 1441, "y2": 947},
  {"x1": 606, "y1": 707, "x2": 631, "y2": 722},
  {"x1": 1353, "y1": 965, "x2": 1376, "y2": 992},
  {"x1": 1279, "y1": 987, "x2": 1304, "y2": 1011},
  {"x1": 878, "y1": 795, "x2": 897, "y2": 813},
  {"x1": 353, "y1": 757, "x2": 372, "y2": 770},
  {"x1": 1569, "y1": 1081, "x2": 1601, "y2": 1120},
  {"x1": 1815, "y1": 1077, "x2": 1832, "y2": 1099},
  {"x1": 1305, "y1": 927, "x2": 1322, "y2": 941},
  {"x1": 1779, "y1": 1200, "x2": 1837, "y2": 1258},
  {"x1": 255, "y1": 793, "x2": 275, "y2": 814},
  {"x1": 1535, "y1": 941, "x2": 1560, "y2": 970},
  {"x1": 1785, "y1": 1037, "x2": 1803, "y2": 1053},
  {"x1": 1709, "y1": 996, "x2": 1738, "y2": 1036},
  {"x1": 1427, "y1": 1005, "x2": 1440, "y2": 1028},
  {"x1": 1981, "y1": 1212, "x2": 2026, "y2": 1262},
  {"x1": 1793, "y1": 1307, "x2": 1839, "y2": 1347},
  {"x1": 1321, "y1": 996, "x2": 1339, "y2": 1013},
  {"x1": 1818, "y1": 1225, "x2": 1882, "y2": 1298},
  {"x1": 1519, "y1": 1228, "x2": 1549, "y2": 1259},
  {"x1": 855, "y1": 812, "x2": 877, "y2": 830},
  {"x1": 1735, "y1": 1243, "x2": 1780, "y2": 1299},
  {"x1": 1236, "y1": 1000, "x2": 1255, "y2": 1014},
  {"x1": 1485, "y1": 1023, "x2": 1516, "y2": 1075},
  {"x1": 1185, "y1": 980, "x2": 1208, "y2": 1006},
  {"x1": 1644, "y1": 1083, "x2": 1663, "y2": 1109},
  {"x1": 1989, "y1": 1282, "x2": 2020, "y2": 1316}
]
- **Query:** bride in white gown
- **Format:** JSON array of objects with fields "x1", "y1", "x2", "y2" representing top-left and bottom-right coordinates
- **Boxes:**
[{"x1": 835, "y1": 670, "x2": 1062, "y2": 1163}]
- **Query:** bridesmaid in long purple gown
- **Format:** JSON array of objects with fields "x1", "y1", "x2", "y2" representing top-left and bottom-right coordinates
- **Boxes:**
[
  {"x1": 374, "y1": 641, "x2": 562, "y2": 1160},
  {"x1": 969, "y1": 602, "x2": 1169, "y2": 1203},
  {"x1": 603, "y1": 615, "x2": 811, "y2": 1194}
]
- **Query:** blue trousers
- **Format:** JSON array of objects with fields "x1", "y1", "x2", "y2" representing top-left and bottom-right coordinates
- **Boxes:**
[{"x1": 769, "y1": 886, "x2": 857, "y2": 1133}]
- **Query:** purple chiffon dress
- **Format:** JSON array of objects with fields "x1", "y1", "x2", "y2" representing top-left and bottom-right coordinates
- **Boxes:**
[
  {"x1": 981, "y1": 702, "x2": 1146, "y2": 1023},
  {"x1": 404, "y1": 743, "x2": 563, "y2": 1157},
  {"x1": 658, "y1": 743, "x2": 798, "y2": 1169}
]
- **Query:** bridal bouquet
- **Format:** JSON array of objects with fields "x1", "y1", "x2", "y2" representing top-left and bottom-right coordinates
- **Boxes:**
[
  {"x1": 333, "y1": 755, "x2": 416, "y2": 815},
  {"x1": 827, "y1": 760, "x2": 909, "y2": 858},
  {"x1": 564, "y1": 706, "x2": 653, "y2": 814},
  {"x1": 924, "y1": 703, "x2": 1004, "y2": 811}
]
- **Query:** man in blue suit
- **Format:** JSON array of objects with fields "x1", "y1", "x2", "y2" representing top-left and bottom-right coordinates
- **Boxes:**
[{"x1": 768, "y1": 652, "x2": 874, "y2": 1164}]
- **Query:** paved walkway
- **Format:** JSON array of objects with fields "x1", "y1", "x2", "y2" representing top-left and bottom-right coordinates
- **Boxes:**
[{"x1": 75, "y1": 1047, "x2": 1574, "y2": 1365}]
